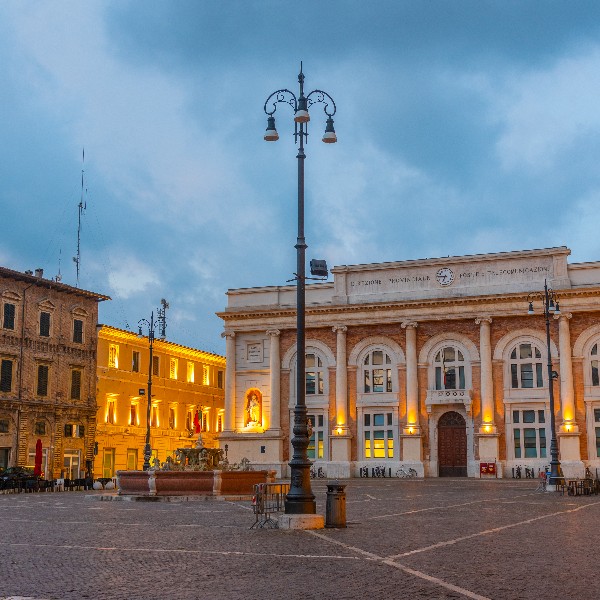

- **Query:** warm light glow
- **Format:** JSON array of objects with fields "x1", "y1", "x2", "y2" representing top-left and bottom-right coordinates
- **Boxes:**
[
  {"x1": 484, "y1": 425, "x2": 492, "y2": 434},
  {"x1": 203, "y1": 365, "x2": 210, "y2": 386},
  {"x1": 565, "y1": 423, "x2": 572, "y2": 432},
  {"x1": 187, "y1": 361, "x2": 195, "y2": 383},
  {"x1": 336, "y1": 426, "x2": 342, "y2": 435},
  {"x1": 408, "y1": 426, "x2": 414, "y2": 435}
]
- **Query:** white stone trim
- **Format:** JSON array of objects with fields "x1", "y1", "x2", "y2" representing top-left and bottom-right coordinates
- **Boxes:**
[
  {"x1": 493, "y1": 327, "x2": 558, "y2": 360},
  {"x1": 418, "y1": 332, "x2": 480, "y2": 364},
  {"x1": 347, "y1": 335, "x2": 405, "y2": 366}
]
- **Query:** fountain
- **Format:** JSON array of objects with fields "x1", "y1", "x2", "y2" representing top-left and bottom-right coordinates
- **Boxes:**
[{"x1": 116, "y1": 435, "x2": 274, "y2": 498}]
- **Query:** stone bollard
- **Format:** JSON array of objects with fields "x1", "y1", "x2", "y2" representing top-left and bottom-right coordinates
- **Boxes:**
[{"x1": 325, "y1": 482, "x2": 347, "y2": 528}]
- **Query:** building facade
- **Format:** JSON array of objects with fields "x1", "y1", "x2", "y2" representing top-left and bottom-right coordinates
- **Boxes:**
[
  {"x1": 0, "y1": 266, "x2": 109, "y2": 478},
  {"x1": 96, "y1": 326, "x2": 226, "y2": 477},
  {"x1": 218, "y1": 247, "x2": 600, "y2": 479}
]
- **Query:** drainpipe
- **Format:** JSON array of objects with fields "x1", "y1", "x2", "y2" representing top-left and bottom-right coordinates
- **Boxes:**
[{"x1": 16, "y1": 283, "x2": 34, "y2": 466}]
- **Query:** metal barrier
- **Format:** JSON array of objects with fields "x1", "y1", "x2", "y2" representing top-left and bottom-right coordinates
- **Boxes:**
[{"x1": 250, "y1": 482, "x2": 290, "y2": 529}]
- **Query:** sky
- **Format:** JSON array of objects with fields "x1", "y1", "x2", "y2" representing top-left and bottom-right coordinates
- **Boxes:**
[{"x1": 2, "y1": 1, "x2": 600, "y2": 354}]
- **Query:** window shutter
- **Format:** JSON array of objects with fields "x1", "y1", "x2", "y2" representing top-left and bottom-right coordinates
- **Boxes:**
[
  {"x1": 37, "y1": 365, "x2": 49, "y2": 396},
  {"x1": 64, "y1": 423, "x2": 73, "y2": 437},
  {"x1": 73, "y1": 319, "x2": 83, "y2": 343},
  {"x1": 71, "y1": 370, "x2": 82, "y2": 400},
  {"x1": 0, "y1": 360, "x2": 12, "y2": 392},
  {"x1": 40, "y1": 312, "x2": 51, "y2": 337},
  {"x1": 3, "y1": 304, "x2": 15, "y2": 330}
]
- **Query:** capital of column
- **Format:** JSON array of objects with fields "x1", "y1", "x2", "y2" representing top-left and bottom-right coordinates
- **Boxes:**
[
  {"x1": 401, "y1": 321, "x2": 418, "y2": 329},
  {"x1": 554, "y1": 312, "x2": 572, "y2": 321},
  {"x1": 475, "y1": 316, "x2": 493, "y2": 325},
  {"x1": 221, "y1": 330, "x2": 236, "y2": 339},
  {"x1": 332, "y1": 325, "x2": 347, "y2": 334},
  {"x1": 266, "y1": 329, "x2": 281, "y2": 337}
]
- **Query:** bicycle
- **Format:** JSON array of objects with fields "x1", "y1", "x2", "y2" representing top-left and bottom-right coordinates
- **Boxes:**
[{"x1": 396, "y1": 467, "x2": 418, "y2": 478}]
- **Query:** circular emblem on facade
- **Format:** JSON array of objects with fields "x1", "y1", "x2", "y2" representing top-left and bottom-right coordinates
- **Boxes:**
[{"x1": 436, "y1": 267, "x2": 454, "y2": 286}]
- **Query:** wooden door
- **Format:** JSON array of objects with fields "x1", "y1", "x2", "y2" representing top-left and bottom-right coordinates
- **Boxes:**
[{"x1": 438, "y1": 411, "x2": 467, "y2": 477}]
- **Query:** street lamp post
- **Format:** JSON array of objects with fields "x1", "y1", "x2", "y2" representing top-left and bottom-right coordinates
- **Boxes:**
[
  {"x1": 263, "y1": 64, "x2": 337, "y2": 514},
  {"x1": 527, "y1": 279, "x2": 562, "y2": 486},
  {"x1": 138, "y1": 304, "x2": 167, "y2": 471}
]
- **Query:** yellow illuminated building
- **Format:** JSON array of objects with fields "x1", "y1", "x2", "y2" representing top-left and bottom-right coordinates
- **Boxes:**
[{"x1": 96, "y1": 325, "x2": 225, "y2": 477}]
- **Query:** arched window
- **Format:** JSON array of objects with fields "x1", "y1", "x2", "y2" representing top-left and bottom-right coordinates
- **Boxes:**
[
  {"x1": 306, "y1": 353, "x2": 325, "y2": 395},
  {"x1": 591, "y1": 343, "x2": 599, "y2": 387},
  {"x1": 510, "y1": 342, "x2": 543, "y2": 389},
  {"x1": 434, "y1": 346, "x2": 466, "y2": 390},
  {"x1": 363, "y1": 349, "x2": 392, "y2": 393}
]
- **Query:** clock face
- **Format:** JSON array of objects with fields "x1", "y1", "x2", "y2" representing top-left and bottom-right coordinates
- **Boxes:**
[{"x1": 436, "y1": 267, "x2": 454, "y2": 286}]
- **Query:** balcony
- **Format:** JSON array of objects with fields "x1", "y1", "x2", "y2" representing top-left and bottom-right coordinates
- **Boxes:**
[{"x1": 425, "y1": 388, "x2": 473, "y2": 415}]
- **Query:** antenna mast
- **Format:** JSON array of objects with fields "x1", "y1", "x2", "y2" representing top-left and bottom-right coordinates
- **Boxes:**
[{"x1": 73, "y1": 148, "x2": 87, "y2": 287}]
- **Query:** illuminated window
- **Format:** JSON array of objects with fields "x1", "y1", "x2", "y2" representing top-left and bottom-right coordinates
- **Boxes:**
[
  {"x1": 363, "y1": 350, "x2": 392, "y2": 393},
  {"x1": 434, "y1": 346, "x2": 466, "y2": 390},
  {"x1": 217, "y1": 413, "x2": 223, "y2": 433},
  {"x1": 202, "y1": 411, "x2": 208, "y2": 432},
  {"x1": 307, "y1": 413, "x2": 325, "y2": 459},
  {"x1": 130, "y1": 403, "x2": 138, "y2": 426},
  {"x1": 306, "y1": 354, "x2": 325, "y2": 395},
  {"x1": 39, "y1": 311, "x2": 51, "y2": 337},
  {"x1": 37, "y1": 365, "x2": 49, "y2": 397},
  {"x1": 126, "y1": 449, "x2": 138, "y2": 470},
  {"x1": 217, "y1": 370, "x2": 223, "y2": 389},
  {"x1": 363, "y1": 412, "x2": 394, "y2": 459},
  {"x1": 0, "y1": 359, "x2": 13, "y2": 393},
  {"x1": 106, "y1": 398, "x2": 116, "y2": 424},
  {"x1": 70, "y1": 369, "x2": 82, "y2": 400},
  {"x1": 168, "y1": 406, "x2": 176, "y2": 429},
  {"x1": 511, "y1": 408, "x2": 546, "y2": 459},
  {"x1": 510, "y1": 343, "x2": 544, "y2": 389},
  {"x1": 2, "y1": 303, "x2": 15, "y2": 330},
  {"x1": 132, "y1": 351, "x2": 140, "y2": 373},
  {"x1": 102, "y1": 448, "x2": 115, "y2": 478},
  {"x1": 151, "y1": 404, "x2": 159, "y2": 427},
  {"x1": 108, "y1": 344, "x2": 119, "y2": 369},
  {"x1": 186, "y1": 408, "x2": 194, "y2": 431},
  {"x1": 187, "y1": 362, "x2": 195, "y2": 383},
  {"x1": 73, "y1": 319, "x2": 83, "y2": 344},
  {"x1": 203, "y1": 365, "x2": 210, "y2": 386},
  {"x1": 169, "y1": 357, "x2": 178, "y2": 380},
  {"x1": 64, "y1": 423, "x2": 84, "y2": 438}
]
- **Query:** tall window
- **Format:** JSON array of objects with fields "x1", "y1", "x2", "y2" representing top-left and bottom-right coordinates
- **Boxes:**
[
  {"x1": 169, "y1": 357, "x2": 178, "y2": 379},
  {"x1": 151, "y1": 404, "x2": 159, "y2": 427},
  {"x1": 203, "y1": 365, "x2": 210, "y2": 386},
  {"x1": 591, "y1": 344, "x2": 600, "y2": 386},
  {"x1": 306, "y1": 354, "x2": 325, "y2": 395},
  {"x1": 512, "y1": 409, "x2": 546, "y2": 459},
  {"x1": 0, "y1": 359, "x2": 13, "y2": 392},
  {"x1": 363, "y1": 350, "x2": 392, "y2": 393},
  {"x1": 364, "y1": 412, "x2": 394, "y2": 459},
  {"x1": 73, "y1": 319, "x2": 83, "y2": 343},
  {"x1": 152, "y1": 355, "x2": 160, "y2": 376},
  {"x1": 217, "y1": 412, "x2": 223, "y2": 433},
  {"x1": 595, "y1": 409, "x2": 600, "y2": 458},
  {"x1": 108, "y1": 344, "x2": 119, "y2": 369},
  {"x1": 102, "y1": 449, "x2": 115, "y2": 478},
  {"x1": 3, "y1": 303, "x2": 15, "y2": 330},
  {"x1": 126, "y1": 449, "x2": 138, "y2": 470},
  {"x1": 37, "y1": 365, "x2": 49, "y2": 397},
  {"x1": 186, "y1": 408, "x2": 194, "y2": 431},
  {"x1": 106, "y1": 399, "x2": 116, "y2": 424},
  {"x1": 132, "y1": 351, "x2": 140, "y2": 373},
  {"x1": 70, "y1": 369, "x2": 82, "y2": 400},
  {"x1": 217, "y1": 370, "x2": 224, "y2": 389},
  {"x1": 307, "y1": 413, "x2": 325, "y2": 459},
  {"x1": 130, "y1": 403, "x2": 138, "y2": 426},
  {"x1": 168, "y1": 406, "x2": 176, "y2": 429},
  {"x1": 434, "y1": 346, "x2": 466, "y2": 390},
  {"x1": 510, "y1": 343, "x2": 543, "y2": 388},
  {"x1": 187, "y1": 361, "x2": 195, "y2": 383},
  {"x1": 39, "y1": 311, "x2": 51, "y2": 337},
  {"x1": 202, "y1": 411, "x2": 208, "y2": 432}
]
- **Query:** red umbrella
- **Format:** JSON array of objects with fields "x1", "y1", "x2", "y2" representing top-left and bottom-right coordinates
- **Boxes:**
[{"x1": 34, "y1": 439, "x2": 43, "y2": 477}]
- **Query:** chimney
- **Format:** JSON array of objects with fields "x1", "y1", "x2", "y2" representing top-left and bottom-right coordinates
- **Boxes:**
[
  {"x1": 25, "y1": 270, "x2": 33, "y2": 276},
  {"x1": 35, "y1": 268, "x2": 43, "y2": 278}
]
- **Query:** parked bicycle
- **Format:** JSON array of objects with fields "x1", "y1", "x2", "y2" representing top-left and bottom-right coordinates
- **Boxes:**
[{"x1": 396, "y1": 467, "x2": 418, "y2": 478}]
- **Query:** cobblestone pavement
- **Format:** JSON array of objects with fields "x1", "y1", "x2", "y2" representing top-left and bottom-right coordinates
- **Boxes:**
[{"x1": 0, "y1": 479, "x2": 598, "y2": 600}]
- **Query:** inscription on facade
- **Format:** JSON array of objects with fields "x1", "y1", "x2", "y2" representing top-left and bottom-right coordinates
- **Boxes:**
[{"x1": 246, "y1": 341, "x2": 264, "y2": 363}]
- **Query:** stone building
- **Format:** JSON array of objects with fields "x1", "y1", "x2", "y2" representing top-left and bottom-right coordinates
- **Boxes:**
[
  {"x1": 0, "y1": 266, "x2": 109, "y2": 478},
  {"x1": 96, "y1": 325, "x2": 225, "y2": 477},
  {"x1": 218, "y1": 247, "x2": 600, "y2": 479}
]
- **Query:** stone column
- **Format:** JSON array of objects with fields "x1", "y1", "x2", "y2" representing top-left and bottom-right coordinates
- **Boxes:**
[
  {"x1": 330, "y1": 325, "x2": 351, "y2": 476},
  {"x1": 556, "y1": 313, "x2": 581, "y2": 471},
  {"x1": 221, "y1": 331, "x2": 236, "y2": 432},
  {"x1": 267, "y1": 329, "x2": 281, "y2": 432},
  {"x1": 401, "y1": 321, "x2": 422, "y2": 464},
  {"x1": 476, "y1": 317, "x2": 495, "y2": 429},
  {"x1": 332, "y1": 325, "x2": 348, "y2": 430}
]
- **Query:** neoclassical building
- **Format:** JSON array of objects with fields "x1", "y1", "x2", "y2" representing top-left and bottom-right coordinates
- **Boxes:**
[{"x1": 218, "y1": 247, "x2": 600, "y2": 478}]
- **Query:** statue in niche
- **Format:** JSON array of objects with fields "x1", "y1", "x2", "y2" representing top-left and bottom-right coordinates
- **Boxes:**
[{"x1": 245, "y1": 389, "x2": 262, "y2": 427}]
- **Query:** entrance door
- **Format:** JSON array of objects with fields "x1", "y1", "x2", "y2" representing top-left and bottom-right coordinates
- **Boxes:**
[{"x1": 438, "y1": 411, "x2": 467, "y2": 477}]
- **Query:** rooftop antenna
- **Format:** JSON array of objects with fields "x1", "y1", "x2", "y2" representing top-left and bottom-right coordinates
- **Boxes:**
[
  {"x1": 73, "y1": 147, "x2": 87, "y2": 287},
  {"x1": 55, "y1": 249, "x2": 62, "y2": 282},
  {"x1": 158, "y1": 298, "x2": 169, "y2": 339}
]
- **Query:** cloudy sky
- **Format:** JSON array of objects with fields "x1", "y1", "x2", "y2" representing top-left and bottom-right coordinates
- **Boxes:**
[{"x1": 2, "y1": 1, "x2": 600, "y2": 354}]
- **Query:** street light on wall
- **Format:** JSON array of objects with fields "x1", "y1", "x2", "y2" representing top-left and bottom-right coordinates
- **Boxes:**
[
  {"x1": 263, "y1": 64, "x2": 337, "y2": 515},
  {"x1": 138, "y1": 303, "x2": 168, "y2": 471},
  {"x1": 527, "y1": 279, "x2": 562, "y2": 487}
]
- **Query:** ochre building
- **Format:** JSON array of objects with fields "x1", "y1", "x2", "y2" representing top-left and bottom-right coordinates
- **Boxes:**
[
  {"x1": 96, "y1": 326, "x2": 225, "y2": 477},
  {"x1": 0, "y1": 266, "x2": 109, "y2": 478},
  {"x1": 218, "y1": 247, "x2": 600, "y2": 479}
]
